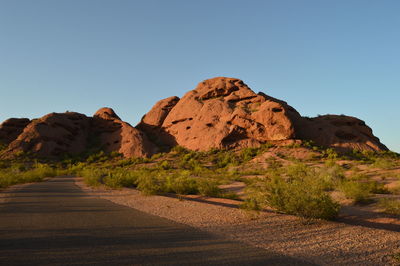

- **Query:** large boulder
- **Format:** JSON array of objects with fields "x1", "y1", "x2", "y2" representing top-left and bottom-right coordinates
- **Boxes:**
[
  {"x1": 2, "y1": 108, "x2": 158, "y2": 159},
  {"x1": 138, "y1": 77, "x2": 302, "y2": 150},
  {"x1": 0, "y1": 118, "x2": 31, "y2": 145},
  {"x1": 295, "y1": 115, "x2": 388, "y2": 152},
  {"x1": 136, "y1": 96, "x2": 180, "y2": 149},
  {"x1": 5, "y1": 112, "x2": 90, "y2": 157},
  {"x1": 92, "y1": 108, "x2": 157, "y2": 158}
]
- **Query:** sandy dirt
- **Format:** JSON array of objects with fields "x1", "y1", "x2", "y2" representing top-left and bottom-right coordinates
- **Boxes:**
[{"x1": 75, "y1": 177, "x2": 400, "y2": 266}]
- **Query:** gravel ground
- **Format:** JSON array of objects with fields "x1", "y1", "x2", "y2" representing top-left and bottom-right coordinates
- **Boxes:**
[{"x1": 73, "y1": 178, "x2": 398, "y2": 265}]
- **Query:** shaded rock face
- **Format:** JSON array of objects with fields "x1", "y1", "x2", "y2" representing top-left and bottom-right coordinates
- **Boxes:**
[
  {"x1": 6, "y1": 112, "x2": 90, "y2": 157},
  {"x1": 92, "y1": 108, "x2": 157, "y2": 158},
  {"x1": 0, "y1": 118, "x2": 31, "y2": 145},
  {"x1": 137, "y1": 96, "x2": 180, "y2": 149},
  {"x1": 139, "y1": 77, "x2": 302, "y2": 151},
  {"x1": 295, "y1": 115, "x2": 388, "y2": 152},
  {"x1": 138, "y1": 77, "x2": 387, "y2": 152}
]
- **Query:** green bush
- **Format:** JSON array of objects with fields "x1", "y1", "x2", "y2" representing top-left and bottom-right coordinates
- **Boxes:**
[
  {"x1": 243, "y1": 164, "x2": 340, "y2": 220},
  {"x1": 103, "y1": 169, "x2": 138, "y2": 189},
  {"x1": 240, "y1": 198, "x2": 262, "y2": 211},
  {"x1": 170, "y1": 145, "x2": 189, "y2": 156},
  {"x1": 158, "y1": 160, "x2": 172, "y2": 170},
  {"x1": 317, "y1": 162, "x2": 345, "y2": 190},
  {"x1": 80, "y1": 167, "x2": 104, "y2": 187},
  {"x1": 339, "y1": 181, "x2": 372, "y2": 204},
  {"x1": 0, "y1": 163, "x2": 57, "y2": 188},
  {"x1": 213, "y1": 151, "x2": 238, "y2": 168},
  {"x1": 378, "y1": 198, "x2": 400, "y2": 215},
  {"x1": 167, "y1": 172, "x2": 197, "y2": 195},
  {"x1": 372, "y1": 158, "x2": 396, "y2": 169},
  {"x1": 367, "y1": 181, "x2": 390, "y2": 194},
  {"x1": 136, "y1": 170, "x2": 164, "y2": 195},
  {"x1": 240, "y1": 147, "x2": 260, "y2": 162},
  {"x1": 197, "y1": 178, "x2": 221, "y2": 197},
  {"x1": 264, "y1": 175, "x2": 340, "y2": 220}
]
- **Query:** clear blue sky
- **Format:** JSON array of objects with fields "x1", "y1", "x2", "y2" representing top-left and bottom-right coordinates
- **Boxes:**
[{"x1": 0, "y1": 0, "x2": 399, "y2": 152}]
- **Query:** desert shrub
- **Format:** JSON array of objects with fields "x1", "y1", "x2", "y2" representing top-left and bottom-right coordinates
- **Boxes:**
[
  {"x1": 378, "y1": 198, "x2": 400, "y2": 215},
  {"x1": 367, "y1": 181, "x2": 390, "y2": 194},
  {"x1": 264, "y1": 175, "x2": 340, "y2": 220},
  {"x1": 243, "y1": 164, "x2": 340, "y2": 220},
  {"x1": 103, "y1": 169, "x2": 138, "y2": 189},
  {"x1": 86, "y1": 150, "x2": 110, "y2": 163},
  {"x1": 170, "y1": 145, "x2": 189, "y2": 156},
  {"x1": 220, "y1": 192, "x2": 239, "y2": 200},
  {"x1": 24, "y1": 163, "x2": 56, "y2": 180},
  {"x1": 372, "y1": 158, "x2": 396, "y2": 169},
  {"x1": 323, "y1": 148, "x2": 338, "y2": 160},
  {"x1": 0, "y1": 163, "x2": 57, "y2": 188},
  {"x1": 150, "y1": 153, "x2": 164, "y2": 160},
  {"x1": 265, "y1": 157, "x2": 282, "y2": 170},
  {"x1": 240, "y1": 147, "x2": 260, "y2": 162},
  {"x1": 80, "y1": 167, "x2": 104, "y2": 187},
  {"x1": 393, "y1": 253, "x2": 400, "y2": 263},
  {"x1": 241, "y1": 182, "x2": 265, "y2": 211},
  {"x1": 349, "y1": 172, "x2": 370, "y2": 181},
  {"x1": 158, "y1": 160, "x2": 172, "y2": 170},
  {"x1": 197, "y1": 178, "x2": 221, "y2": 197},
  {"x1": 136, "y1": 170, "x2": 164, "y2": 195},
  {"x1": 240, "y1": 198, "x2": 262, "y2": 211},
  {"x1": 167, "y1": 171, "x2": 197, "y2": 195},
  {"x1": 339, "y1": 181, "x2": 372, "y2": 203},
  {"x1": 318, "y1": 162, "x2": 345, "y2": 190},
  {"x1": 115, "y1": 158, "x2": 137, "y2": 167},
  {"x1": 210, "y1": 150, "x2": 238, "y2": 168}
]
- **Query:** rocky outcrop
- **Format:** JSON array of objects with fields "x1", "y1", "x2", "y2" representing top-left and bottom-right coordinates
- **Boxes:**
[
  {"x1": 0, "y1": 77, "x2": 389, "y2": 158},
  {"x1": 138, "y1": 77, "x2": 388, "y2": 152},
  {"x1": 137, "y1": 96, "x2": 180, "y2": 149},
  {"x1": 92, "y1": 108, "x2": 157, "y2": 158},
  {"x1": 0, "y1": 118, "x2": 31, "y2": 145},
  {"x1": 295, "y1": 115, "x2": 388, "y2": 152},
  {"x1": 94, "y1": 107, "x2": 121, "y2": 121},
  {"x1": 2, "y1": 108, "x2": 157, "y2": 158},
  {"x1": 5, "y1": 112, "x2": 90, "y2": 157},
  {"x1": 138, "y1": 77, "x2": 302, "y2": 150}
]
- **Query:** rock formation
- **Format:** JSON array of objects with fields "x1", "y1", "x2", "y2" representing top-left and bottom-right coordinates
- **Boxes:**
[
  {"x1": 0, "y1": 77, "x2": 388, "y2": 158},
  {"x1": 138, "y1": 77, "x2": 388, "y2": 152},
  {"x1": 295, "y1": 115, "x2": 388, "y2": 152},
  {"x1": 2, "y1": 108, "x2": 157, "y2": 158},
  {"x1": 92, "y1": 108, "x2": 157, "y2": 158},
  {"x1": 5, "y1": 112, "x2": 90, "y2": 157},
  {"x1": 0, "y1": 118, "x2": 31, "y2": 145}
]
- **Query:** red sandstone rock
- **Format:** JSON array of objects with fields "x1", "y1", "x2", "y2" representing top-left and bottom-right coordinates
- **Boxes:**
[
  {"x1": 295, "y1": 115, "x2": 388, "y2": 152},
  {"x1": 138, "y1": 77, "x2": 387, "y2": 152},
  {"x1": 0, "y1": 118, "x2": 30, "y2": 145},
  {"x1": 5, "y1": 112, "x2": 90, "y2": 157},
  {"x1": 138, "y1": 77, "x2": 302, "y2": 150},
  {"x1": 92, "y1": 108, "x2": 157, "y2": 158},
  {"x1": 2, "y1": 108, "x2": 157, "y2": 159},
  {"x1": 0, "y1": 77, "x2": 389, "y2": 158}
]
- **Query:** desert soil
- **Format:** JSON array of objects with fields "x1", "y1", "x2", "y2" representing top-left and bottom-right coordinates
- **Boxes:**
[{"x1": 75, "y1": 177, "x2": 400, "y2": 266}]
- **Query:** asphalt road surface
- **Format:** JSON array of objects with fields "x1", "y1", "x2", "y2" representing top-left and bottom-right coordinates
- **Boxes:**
[{"x1": 0, "y1": 177, "x2": 313, "y2": 265}]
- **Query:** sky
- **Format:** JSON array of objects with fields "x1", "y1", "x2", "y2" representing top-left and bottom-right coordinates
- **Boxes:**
[{"x1": 0, "y1": 0, "x2": 399, "y2": 152}]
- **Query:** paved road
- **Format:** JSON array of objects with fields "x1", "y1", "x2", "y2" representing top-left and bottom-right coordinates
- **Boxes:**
[{"x1": 0, "y1": 177, "x2": 312, "y2": 265}]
